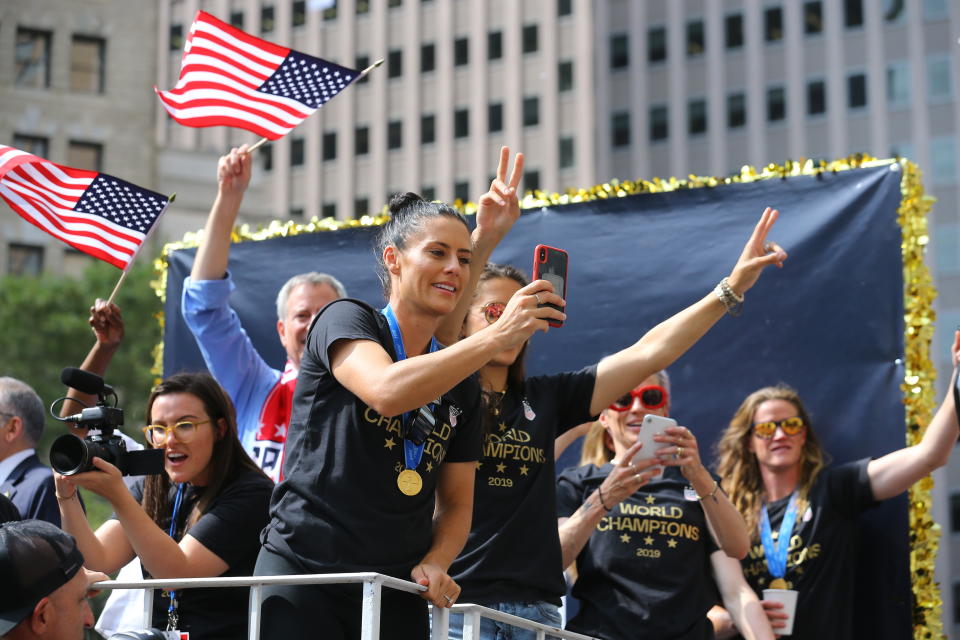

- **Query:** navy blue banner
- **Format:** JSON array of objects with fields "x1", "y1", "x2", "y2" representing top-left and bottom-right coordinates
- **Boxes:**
[{"x1": 164, "y1": 163, "x2": 909, "y2": 637}]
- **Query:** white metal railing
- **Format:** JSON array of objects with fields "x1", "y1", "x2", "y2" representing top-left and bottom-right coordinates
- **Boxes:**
[{"x1": 95, "y1": 573, "x2": 598, "y2": 640}]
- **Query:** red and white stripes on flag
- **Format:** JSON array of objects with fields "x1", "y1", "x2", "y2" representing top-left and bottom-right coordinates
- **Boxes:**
[
  {"x1": 155, "y1": 11, "x2": 359, "y2": 140},
  {"x1": 0, "y1": 145, "x2": 169, "y2": 270}
]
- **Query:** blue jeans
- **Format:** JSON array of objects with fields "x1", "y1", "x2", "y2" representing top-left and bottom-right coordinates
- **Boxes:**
[{"x1": 445, "y1": 601, "x2": 562, "y2": 640}]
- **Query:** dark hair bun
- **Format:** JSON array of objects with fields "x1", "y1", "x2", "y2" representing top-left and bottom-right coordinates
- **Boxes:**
[{"x1": 388, "y1": 192, "x2": 425, "y2": 217}]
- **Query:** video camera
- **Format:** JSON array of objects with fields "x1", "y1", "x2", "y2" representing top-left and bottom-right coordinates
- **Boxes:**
[{"x1": 49, "y1": 367, "x2": 164, "y2": 476}]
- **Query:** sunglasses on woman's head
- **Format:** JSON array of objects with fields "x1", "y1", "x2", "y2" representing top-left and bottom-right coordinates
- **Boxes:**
[
  {"x1": 608, "y1": 385, "x2": 669, "y2": 412},
  {"x1": 752, "y1": 416, "x2": 805, "y2": 439},
  {"x1": 480, "y1": 302, "x2": 506, "y2": 324}
]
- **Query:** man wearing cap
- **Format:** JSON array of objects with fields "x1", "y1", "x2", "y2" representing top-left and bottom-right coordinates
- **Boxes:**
[
  {"x1": 0, "y1": 519, "x2": 107, "y2": 639},
  {"x1": 0, "y1": 378, "x2": 60, "y2": 526}
]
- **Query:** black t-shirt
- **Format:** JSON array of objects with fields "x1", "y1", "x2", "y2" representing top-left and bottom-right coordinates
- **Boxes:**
[
  {"x1": 123, "y1": 470, "x2": 272, "y2": 639},
  {"x1": 263, "y1": 299, "x2": 483, "y2": 578},
  {"x1": 557, "y1": 464, "x2": 720, "y2": 640},
  {"x1": 740, "y1": 459, "x2": 876, "y2": 640},
  {"x1": 450, "y1": 367, "x2": 596, "y2": 605}
]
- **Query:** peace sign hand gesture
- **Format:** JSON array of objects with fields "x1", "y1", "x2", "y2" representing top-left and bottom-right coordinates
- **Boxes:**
[
  {"x1": 474, "y1": 146, "x2": 524, "y2": 250},
  {"x1": 727, "y1": 207, "x2": 788, "y2": 296}
]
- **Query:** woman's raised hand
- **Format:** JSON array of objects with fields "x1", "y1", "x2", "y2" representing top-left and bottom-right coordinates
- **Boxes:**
[
  {"x1": 490, "y1": 280, "x2": 565, "y2": 348},
  {"x1": 727, "y1": 207, "x2": 788, "y2": 296},
  {"x1": 474, "y1": 147, "x2": 524, "y2": 247},
  {"x1": 89, "y1": 298, "x2": 124, "y2": 350},
  {"x1": 217, "y1": 144, "x2": 252, "y2": 198}
]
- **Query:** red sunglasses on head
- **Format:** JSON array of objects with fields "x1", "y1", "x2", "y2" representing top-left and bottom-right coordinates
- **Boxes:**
[{"x1": 609, "y1": 385, "x2": 669, "y2": 412}]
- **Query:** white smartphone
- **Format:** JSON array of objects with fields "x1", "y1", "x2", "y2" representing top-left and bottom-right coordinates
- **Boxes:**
[{"x1": 636, "y1": 414, "x2": 677, "y2": 479}]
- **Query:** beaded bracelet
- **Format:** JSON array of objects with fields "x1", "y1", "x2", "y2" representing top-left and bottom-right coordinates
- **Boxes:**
[{"x1": 714, "y1": 277, "x2": 744, "y2": 317}]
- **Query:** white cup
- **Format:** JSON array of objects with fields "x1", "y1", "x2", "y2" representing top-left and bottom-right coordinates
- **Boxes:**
[{"x1": 762, "y1": 588, "x2": 798, "y2": 636}]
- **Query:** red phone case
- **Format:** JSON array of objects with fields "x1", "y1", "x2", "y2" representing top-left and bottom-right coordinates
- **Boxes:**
[{"x1": 532, "y1": 244, "x2": 568, "y2": 328}]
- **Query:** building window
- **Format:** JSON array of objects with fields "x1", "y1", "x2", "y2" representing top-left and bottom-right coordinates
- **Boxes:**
[
  {"x1": 559, "y1": 137, "x2": 575, "y2": 169},
  {"x1": 764, "y1": 7, "x2": 783, "y2": 42},
  {"x1": 420, "y1": 44, "x2": 435, "y2": 73},
  {"x1": 355, "y1": 198, "x2": 369, "y2": 216},
  {"x1": 454, "y1": 109, "x2": 469, "y2": 138},
  {"x1": 923, "y1": 0, "x2": 949, "y2": 21},
  {"x1": 648, "y1": 27, "x2": 666, "y2": 63},
  {"x1": 388, "y1": 0, "x2": 402, "y2": 7},
  {"x1": 488, "y1": 103, "x2": 503, "y2": 133},
  {"x1": 688, "y1": 99, "x2": 707, "y2": 135},
  {"x1": 293, "y1": 1, "x2": 306, "y2": 27},
  {"x1": 356, "y1": 54, "x2": 370, "y2": 83},
  {"x1": 70, "y1": 36, "x2": 105, "y2": 93},
  {"x1": 454, "y1": 181, "x2": 470, "y2": 203},
  {"x1": 767, "y1": 86, "x2": 786, "y2": 121},
  {"x1": 421, "y1": 186, "x2": 436, "y2": 201},
  {"x1": 323, "y1": 131, "x2": 337, "y2": 161},
  {"x1": 355, "y1": 126, "x2": 369, "y2": 155},
  {"x1": 169, "y1": 24, "x2": 184, "y2": 51},
  {"x1": 525, "y1": 169, "x2": 540, "y2": 192},
  {"x1": 805, "y1": 2, "x2": 823, "y2": 34},
  {"x1": 8, "y1": 243, "x2": 44, "y2": 277},
  {"x1": 289, "y1": 207, "x2": 304, "y2": 220},
  {"x1": 322, "y1": 1, "x2": 337, "y2": 21},
  {"x1": 488, "y1": 31, "x2": 503, "y2": 60},
  {"x1": 15, "y1": 28, "x2": 51, "y2": 88},
  {"x1": 357, "y1": 1, "x2": 370, "y2": 15},
  {"x1": 953, "y1": 582, "x2": 960, "y2": 626},
  {"x1": 725, "y1": 14, "x2": 744, "y2": 49},
  {"x1": 454, "y1": 37, "x2": 469, "y2": 66},
  {"x1": 421, "y1": 114, "x2": 436, "y2": 144},
  {"x1": 388, "y1": 121, "x2": 403, "y2": 150},
  {"x1": 388, "y1": 49, "x2": 402, "y2": 78},
  {"x1": 926, "y1": 55, "x2": 953, "y2": 102},
  {"x1": 262, "y1": 145, "x2": 273, "y2": 171},
  {"x1": 727, "y1": 93, "x2": 746, "y2": 128},
  {"x1": 687, "y1": 20, "x2": 705, "y2": 57},
  {"x1": 230, "y1": 11, "x2": 244, "y2": 28},
  {"x1": 558, "y1": 0, "x2": 572, "y2": 16},
  {"x1": 887, "y1": 62, "x2": 910, "y2": 107},
  {"x1": 322, "y1": 202, "x2": 337, "y2": 218},
  {"x1": 558, "y1": 60, "x2": 573, "y2": 92},
  {"x1": 930, "y1": 136, "x2": 956, "y2": 186},
  {"x1": 67, "y1": 141, "x2": 103, "y2": 171},
  {"x1": 884, "y1": 0, "x2": 906, "y2": 22},
  {"x1": 844, "y1": 0, "x2": 863, "y2": 28},
  {"x1": 522, "y1": 24, "x2": 539, "y2": 54},
  {"x1": 261, "y1": 6, "x2": 275, "y2": 32},
  {"x1": 950, "y1": 492, "x2": 960, "y2": 533},
  {"x1": 12, "y1": 134, "x2": 48, "y2": 157},
  {"x1": 847, "y1": 73, "x2": 867, "y2": 109},
  {"x1": 807, "y1": 79, "x2": 826, "y2": 115},
  {"x1": 611, "y1": 34, "x2": 629, "y2": 69},
  {"x1": 611, "y1": 112, "x2": 630, "y2": 148},
  {"x1": 650, "y1": 105, "x2": 669, "y2": 141},
  {"x1": 290, "y1": 138, "x2": 305, "y2": 166},
  {"x1": 523, "y1": 97, "x2": 540, "y2": 127}
]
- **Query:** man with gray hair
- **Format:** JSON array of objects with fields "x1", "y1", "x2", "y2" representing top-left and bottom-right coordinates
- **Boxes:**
[
  {"x1": 181, "y1": 145, "x2": 344, "y2": 481},
  {"x1": 0, "y1": 377, "x2": 60, "y2": 525}
]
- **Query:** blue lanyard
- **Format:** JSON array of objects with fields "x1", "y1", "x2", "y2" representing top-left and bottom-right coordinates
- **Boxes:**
[
  {"x1": 380, "y1": 305, "x2": 439, "y2": 471},
  {"x1": 166, "y1": 483, "x2": 185, "y2": 624},
  {"x1": 759, "y1": 491, "x2": 799, "y2": 579}
]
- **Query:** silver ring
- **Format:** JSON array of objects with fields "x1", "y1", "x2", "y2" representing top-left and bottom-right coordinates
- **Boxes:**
[
  {"x1": 763, "y1": 242, "x2": 775, "y2": 253},
  {"x1": 534, "y1": 293, "x2": 543, "y2": 305},
  {"x1": 443, "y1": 594, "x2": 453, "y2": 603}
]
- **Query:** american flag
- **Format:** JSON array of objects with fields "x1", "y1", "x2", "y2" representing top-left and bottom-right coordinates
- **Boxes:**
[
  {"x1": 0, "y1": 145, "x2": 169, "y2": 270},
  {"x1": 156, "y1": 11, "x2": 359, "y2": 140}
]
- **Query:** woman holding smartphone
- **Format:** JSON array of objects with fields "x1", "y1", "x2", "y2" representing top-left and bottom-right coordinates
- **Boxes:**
[
  {"x1": 55, "y1": 373, "x2": 273, "y2": 639},
  {"x1": 712, "y1": 331, "x2": 960, "y2": 640},
  {"x1": 443, "y1": 207, "x2": 787, "y2": 638},
  {"x1": 253, "y1": 149, "x2": 561, "y2": 640},
  {"x1": 556, "y1": 375, "x2": 773, "y2": 640}
]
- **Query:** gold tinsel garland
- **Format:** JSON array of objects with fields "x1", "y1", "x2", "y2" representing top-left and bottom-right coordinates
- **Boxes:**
[{"x1": 151, "y1": 155, "x2": 940, "y2": 637}]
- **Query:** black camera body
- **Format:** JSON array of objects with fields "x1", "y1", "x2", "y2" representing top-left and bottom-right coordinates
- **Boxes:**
[{"x1": 49, "y1": 368, "x2": 164, "y2": 477}]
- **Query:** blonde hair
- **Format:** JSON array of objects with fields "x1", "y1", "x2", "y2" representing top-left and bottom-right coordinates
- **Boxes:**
[
  {"x1": 715, "y1": 385, "x2": 827, "y2": 540},
  {"x1": 578, "y1": 370, "x2": 671, "y2": 468}
]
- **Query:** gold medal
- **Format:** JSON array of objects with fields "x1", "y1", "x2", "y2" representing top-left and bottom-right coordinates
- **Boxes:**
[
  {"x1": 768, "y1": 578, "x2": 788, "y2": 590},
  {"x1": 397, "y1": 469, "x2": 423, "y2": 496}
]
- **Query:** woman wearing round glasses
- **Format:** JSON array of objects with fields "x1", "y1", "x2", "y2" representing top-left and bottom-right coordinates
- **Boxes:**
[
  {"x1": 554, "y1": 375, "x2": 774, "y2": 640},
  {"x1": 54, "y1": 372, "x2": 272, "y2": 639},
  {"x1": 444, "y1": 207, "x2": 786, "y2": 638},
  {"x1": 714, "y1": 333, "x2": 960, "y2": 640}
]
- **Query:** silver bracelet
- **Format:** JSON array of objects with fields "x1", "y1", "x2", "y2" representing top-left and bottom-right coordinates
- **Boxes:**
[{"x1": 714, "y1": 277, "x2": 744, "y2": 317}]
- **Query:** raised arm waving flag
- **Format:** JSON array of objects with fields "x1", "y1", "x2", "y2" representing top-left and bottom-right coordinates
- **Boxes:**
[
  {"x1": 156, "y1": 10, "x2": 359, "y2": 140},
  {"x1": 0, "y1": 145, "x2": 169, "y2": 270}
]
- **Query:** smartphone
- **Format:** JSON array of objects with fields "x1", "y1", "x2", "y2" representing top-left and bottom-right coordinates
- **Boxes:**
[
  {"x1": 636, "y1": 414, "x2": 677, "y2": 479},
  {"x1": 532, "y1": 244, "x2": 568, "y2": 328}
]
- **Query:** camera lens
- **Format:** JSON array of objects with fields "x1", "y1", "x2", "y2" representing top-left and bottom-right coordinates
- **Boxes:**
[
  {"x1": 539, "y1": 249, "x2": 546, "y2": 261},
  {"x1": 49, "y1": 434, "x2": 90, "y2": 475}
]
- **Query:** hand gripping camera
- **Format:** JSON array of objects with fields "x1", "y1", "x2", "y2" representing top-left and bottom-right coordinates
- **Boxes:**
[{"x1": 49, "y1": 368, "x2": 163, "y2": 476}]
